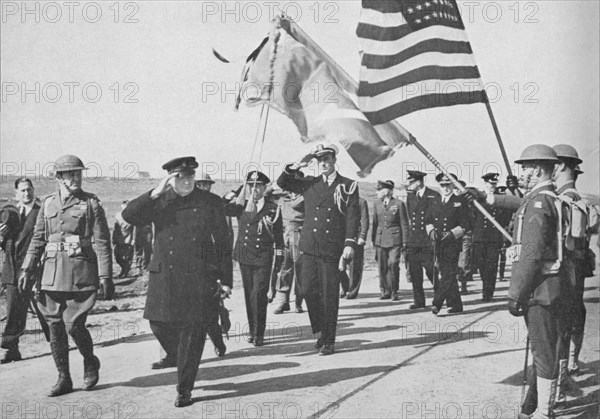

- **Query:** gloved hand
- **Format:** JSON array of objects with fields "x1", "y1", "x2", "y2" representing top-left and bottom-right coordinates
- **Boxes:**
[
  {"x1": 440, "y1": 232, "x2": 453, "y2": 243},
  {"x1": 506, "y1": 175, "x2": 519, "y2": 192},
  {"x1": 463, "y1": 187, "x2": 486, "y2": 203},
  {"x1": 507, "y1": 299, "x2": 526, "y2": 317},
  {"x1": 18, "y1": 270, "x2": 35, "y2": 294},
  {"x1": 428, "y1": 229, "x2": 438, "y2": 241},
  {"x1": 99, "y1": 276, "x2": 115, "y2": 300}
]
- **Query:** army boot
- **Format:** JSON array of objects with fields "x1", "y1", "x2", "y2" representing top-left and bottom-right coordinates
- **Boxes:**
[
  {"x1": 83, "y1": 355, "x2": 101, "y2": 390},
  {"x1": 48, "y1": 340, "x2": 73, "y2": 397}
]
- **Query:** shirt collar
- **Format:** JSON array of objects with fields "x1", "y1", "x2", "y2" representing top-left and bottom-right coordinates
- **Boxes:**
[
  {"x1": 19, "y1": 201, "x2": 34, "y2": 215},
  {"x1": 255, "y1": 197, "x2": 265, "y2": 212},
  {"x1": 323, "y1": 171, "x2": 338, "y2": 185},
  {"x1": 417, "y1": 186, "x2": 426, "y2": 197},
  {"x1": 528, "y1": 179, "x2": 554, "y2": 195}
]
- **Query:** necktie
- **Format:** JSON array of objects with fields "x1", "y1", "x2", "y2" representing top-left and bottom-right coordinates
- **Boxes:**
[{"x1": 19, "y1": 206, "x2": 26, "y2": 224}]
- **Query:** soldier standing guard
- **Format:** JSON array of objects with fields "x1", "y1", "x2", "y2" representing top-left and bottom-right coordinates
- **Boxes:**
[
  {"x1": 122, "y1": 156, "x2": 232, "y2": 407},
  {"x1": 19, "y1": 155, "x2": 113, "y2": 397},
  {"x1": 425, "y1": 173, "x2": 469, "y2": 315},
  {"x1": 223, "y1": 171, "x2": 284, "y2": 346},
  {"x1": 372, "y1": 180, "x2": 408, "y2": 301},
  {"x1": 405, "y1": 170, "x2": 439, "y2": 309},
  {"x1": 472, "y1": 173, "x2": 510, "y2": 302},
  {"x1": 277, "y1": 144, "x2": 360, "y2": 356}
]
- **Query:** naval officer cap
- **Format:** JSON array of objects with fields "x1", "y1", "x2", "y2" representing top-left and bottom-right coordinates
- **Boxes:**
[
  {"x1": 313, "y1": 143, "x2": 338, "y2": 158},
  {"x1": 162, "y1": 156, "x2": 198, "y2": 175},
  {"x1": 481, "y1": 172, "x2": 500, "y2": 183},
  {"x1": 376, "y1": 180, "x2": 395, "y2": 190},
  {"x1": 246, "y1": 170, "x2": 270, "y2": 185},
  {"x1": 406, "y1": 170, "x2": 427, "y2": 182},
  {"x1": 435, "y1": 173, "x2": 458, "y2": 185}
]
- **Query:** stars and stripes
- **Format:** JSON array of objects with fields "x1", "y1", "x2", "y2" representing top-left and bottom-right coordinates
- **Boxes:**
[{"x1": 357, "y1": 0, "x2": 486, "y2": 124}]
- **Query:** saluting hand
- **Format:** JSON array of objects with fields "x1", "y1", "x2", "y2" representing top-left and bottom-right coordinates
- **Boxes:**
[
  {"x1": 291, "y1": 152, "x2": 314, "y2": 169},
  {"x1": 151, "y1": 173, "x2": 178, "y2": 199}
]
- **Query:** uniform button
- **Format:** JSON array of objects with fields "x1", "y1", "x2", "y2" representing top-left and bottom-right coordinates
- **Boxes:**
[
  {"x1": 326, "y1": 230, "x2": 329, "y2": 233},
  {"x1": 245, "y1": 230, "x2": 249, "y2": 233},
  {"x1": 244, "y1": 243, "x2": 247, "y2": 247},
  {"x1": 316, "y1": 207, "x2": 319, "y2": 210},
  {"x1": 193, "y1": 209, "x2": 197, "y2": 213},
  {"x1": 256, "y1": 245, "x2": 259, "y2": 248},
  {"x1": 60, "y1": 220, "x2": 64, "y2": 224},
  {"x1": 327, "y1": 219, "x2": 330, "y2": 222},
  {"x1": 314, "y1": 217, "x2": 318, "y2": 221},
  {"x1": 328, "y1": 208, "x2": 331, "y2": 211},
  {"x1": 170, "y1": 237, "x2": 173, "y2": 240},
  {"x1": 169, "y1": 265, "x2": 173, "y2": 269},
  {"x1": 169, "y1": 250, "x2": 173, "y2": 255},
  {"x1": 313, "y1": 229, "x2": 317, "y2": 232},
  {"x1": 257, "y1": 238, "x2": 260, "y2": 241},
  {"x1": 61, "y1": 231, "x2": 65, "y2": 235},
  {"x1": 192, "y1": 238, "x2": 196, "y2": 242}
]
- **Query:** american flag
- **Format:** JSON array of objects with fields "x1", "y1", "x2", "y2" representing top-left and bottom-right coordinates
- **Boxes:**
[{"x1": 357, "y1": 0, "x2": 485, "y2": 125}]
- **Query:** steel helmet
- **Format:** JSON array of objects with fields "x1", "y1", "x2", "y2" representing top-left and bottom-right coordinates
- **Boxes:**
[
  {"x1": 552, "y1": 144, "x2": 582, "y2": 164},
  {"x1": 54, "y1": 155, "x2": 87, "y2": 173},
  {"x1": 514, "y1": 144, "x2": 560, "y2": 164}
]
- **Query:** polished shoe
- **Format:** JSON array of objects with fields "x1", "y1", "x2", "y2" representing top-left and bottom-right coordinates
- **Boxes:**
[
  {"x1": 83, "y1": 356, "x2": 101, "y2": 390},
  {"x1": 295, "y1": 305, "x2": 304, "y2": 313},
  {"x1": 151, "y1": 356, "x2": 177, "y2": 370},
  {"x1": 431, "y1": 306, "x2": 440, "y2": 316},
  {"x1": 273, "y1": 303, "x2": 290, "y2": 314},
  {"x1": 247, "y1": 336, "x2": 255, "y2": 344},
  {"x1": 409, "y1": 304, "x2": 425, "y2": 310},
  {"x1": 253, "y1": 337, "x2": 264, "y2": 347},
  {"x1": 214, "y1": 344, "x2": 226, "y2": 358},
  {"x1": 0, "y1": 348, "x2": 22, "y2": 364},
  {"x1": 319, "y1": 344, "x2": 335, "y2": 356},
  {"x1": 391, "y1": 293, "x2": 400, "y2": 301},
  {"x1": 174, "y1": 390, "x2": 192, "y2": 408},
  {"x1": 48, "y1": 373, "x2": 73, "y2": 397},
  {"x1": 314, "y1": 337, "x2": 324, "y2": 350},
  {"x1": 340, "y1": 291, "x2": 347, "y2": 298},
  {"x1": 345, "y1": 294, "x2": 357, "y2": 300},
  {"x1": 447, "y1": 307, "x2": 464, "y2": 314},
  {"x1": 379, "y1": 294, "x2": 391, "y2": 300}
]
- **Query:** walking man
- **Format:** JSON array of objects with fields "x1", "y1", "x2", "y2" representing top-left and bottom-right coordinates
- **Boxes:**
[
  {"x1": 20, "y1": 155, "x2": 113, "y2": 396},
  {"x1": 372, "y1": 180, "x2": 408, "y2": 301},
  {"x1": 278, "y1": 144, "x2": 360, "y2": 356}
]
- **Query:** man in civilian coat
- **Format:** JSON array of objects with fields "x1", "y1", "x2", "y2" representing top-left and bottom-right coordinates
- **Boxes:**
[
  {"x1": 405, "y1": 170, "x2": 439, "y2": 309},
  {"x1": 342, "y1": 196, "x2": 369, "y2": 300},
  {"x1": 0, "y1": 178, "x2": 42, "y2": 363},
  {"x1": 122, "y1": 156, "x2": 233, "y2": 407},
  {"x1": 277, "y1": 144, "x2": 360, "y2": 356},
  {"x1": 372, "y1": 180, "x2": 408, "y2": 301},
  {"x1": 20, "y1": 155, "x2": 113, "y2": 397},
  {"x1": 223, "y1": 171, "x2": 284, "y2": 347},
  {"x1": 425, "y1": 173, "x2": 469, "y2": 315}
]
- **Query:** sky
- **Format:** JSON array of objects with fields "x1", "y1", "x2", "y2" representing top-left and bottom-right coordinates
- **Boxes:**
[{"x1": 1, "y1": 1, "x2": 599, "y2": 194}]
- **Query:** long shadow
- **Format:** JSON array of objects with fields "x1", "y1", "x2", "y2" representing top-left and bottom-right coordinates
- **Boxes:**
[
  {"x1": 459, "y1": 347, "x2": 524, "y2": 359},
  {"x1": 191, "y1": 366, "x2": 392, "y2": 402},
  {"x1": 97, "y1": 361, "x2": 301, "y2": 390}
]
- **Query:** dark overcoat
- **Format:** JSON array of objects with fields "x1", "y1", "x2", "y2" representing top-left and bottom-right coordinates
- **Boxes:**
[
  {"x1": 0, "y1": 203, "x2": 40, "y2": 285},
  {"x1": 406, "y1": 187, "x2": 440, "y2": 248},
  {"x1": 122, "y1": 189, "x2": 233, "y2": 322}
]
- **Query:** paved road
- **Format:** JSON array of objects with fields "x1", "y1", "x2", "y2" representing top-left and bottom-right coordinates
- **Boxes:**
[{"x1": 1, "y1": 270, "x2": 598, "y2": 419}]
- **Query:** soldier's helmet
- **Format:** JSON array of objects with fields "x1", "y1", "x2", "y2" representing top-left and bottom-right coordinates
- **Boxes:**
[
  {"x1": 552, "y1": 144, "x2": 582, "y2": 164},
  {"x1": 514, "y1": 144, "x2": 560, "y2": 164},
  {"x1": 54, "y1": 155, "x2": 88, "y2": 173}
]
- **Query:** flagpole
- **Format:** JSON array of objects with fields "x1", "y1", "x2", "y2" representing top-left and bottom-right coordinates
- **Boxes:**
[
  {"x1": 482, "y1": 91, "x2": 514, "y2": 177},
  {"x1": 407, "y1": 135, "x2": 513, "y2": 242}
]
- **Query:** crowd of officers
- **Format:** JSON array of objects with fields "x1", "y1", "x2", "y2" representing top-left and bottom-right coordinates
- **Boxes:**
[{"x1": 0, "y1": 142, "x2": 595, "y2": 416}]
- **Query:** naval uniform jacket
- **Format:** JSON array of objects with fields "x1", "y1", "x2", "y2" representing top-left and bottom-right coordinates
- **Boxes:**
[
  {"x1": 277, "y1": 166, "x2": 360, "y2": 262},
  {"x1": 0, "y1": 202, "x2": 40, "y2": 285},
  {"x1": 372, "y1": 197, "x2": 408, "y2": 248},
  {"x1": 506, "y1": 182, "x2": 562, "y2": 307},
  {"x1": 472, "y1": 202, "x2": 510, "y2": 244},
  {"x1": 406, "y1": 187, "x2": 440, "y2": 248},
  {"x1": 22, "y1": 191, "x2": 111, "y2": 293},
  {"x1": 122, "y1": 189, "x2": 233, "y2": 322},
  {"x1": 424, "y1": 193, "x2": 470, "y2": 258},
  {"x1": 224, "y1": 199, "x2": 284, "y2": 267}
]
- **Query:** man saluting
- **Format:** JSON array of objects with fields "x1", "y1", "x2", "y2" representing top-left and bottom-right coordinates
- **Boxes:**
[{"x1": 277, "y1": 144, "x2": 360, "y2": 356}]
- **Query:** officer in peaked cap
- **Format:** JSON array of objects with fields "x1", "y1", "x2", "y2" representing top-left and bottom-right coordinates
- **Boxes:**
[
  {"x1": 425, "y1": 173, "x2": 469, "y2": 315},
  {"x1": 278, "y1": 143, "x2": 360, "y2": 356},
  {"x1": 122, "y1": 156, "x2": 232, "y2": 407},
  {"x1": 223, "y1": 170, "x2": 283, "y2": 347},
  {"x1": 404, "y1": 169, "x2": 439, "y2": 309},
  {"x1": 471, "y1": 172, "x2": 510, "y2": 302},
  {"x1": 20, "y1": 155, "x2": 113, "y2": 397},
  {"x1": 372, "y1": 179, "x2": 408, "y2": 301}
]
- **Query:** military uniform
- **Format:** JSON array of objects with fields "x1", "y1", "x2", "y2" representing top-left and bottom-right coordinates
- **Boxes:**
[
  {"x1": 113, "y1": 209, "x2": 134, "y2": 277},
  {"x1": 406, "y1": 173, "x2": 440, "y2": 308},
  {"x1": 22, "y1": 163, "x2": 112, "y2": 395},
  {"x1": 225, "y1": 172, "x2": 283, "y2": 345},
  {"x1": 345, "y1": 197, "x2": 369, "y2": 299},
  {"x1": 425, "y1": 177, "x2": 469, "y2": 313},
  {"x1": 372, "y1": 190, "x2": 408, "y2": 299},
  {"x1": 122, "y1": 157, "x2": 232, "y2": 403},
  {"x1": 278, "y1": 159, "x2": 360, "y2": 351}
]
